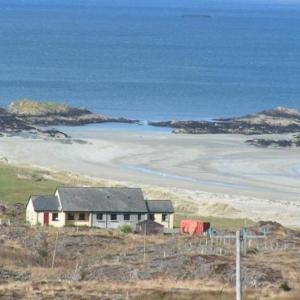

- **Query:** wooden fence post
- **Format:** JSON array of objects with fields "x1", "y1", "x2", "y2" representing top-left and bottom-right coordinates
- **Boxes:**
[
  {"x1": 236, "y1": 231, "x2": 242, "y2": 300},
  {"x1": 51, "y1": 231, "x2": 59, "y2": 269}
]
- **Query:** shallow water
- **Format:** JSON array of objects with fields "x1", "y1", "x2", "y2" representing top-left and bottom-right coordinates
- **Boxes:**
[{"x1": 124, "y1": 164, "x2": 249, "y2": 190}]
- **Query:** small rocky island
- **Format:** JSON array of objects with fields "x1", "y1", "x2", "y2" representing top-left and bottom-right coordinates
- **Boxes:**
[
  {"x1": 149, "y1": 107, "x2": 300, "y2": 136},
  {"x1": 0, "y1": 99, "x2": 137, "y2": 140}
]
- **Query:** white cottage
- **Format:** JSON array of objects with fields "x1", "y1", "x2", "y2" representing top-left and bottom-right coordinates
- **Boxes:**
[{"x1": 26, "y1": 187, "x2": 174, "y2": 229}]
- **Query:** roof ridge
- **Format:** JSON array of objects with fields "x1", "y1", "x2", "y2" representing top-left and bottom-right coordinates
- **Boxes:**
[
  {"x1": 146, "y1": 199, "x2": 172, "y2": 201},
  {"x1": 57, "y1": 186, "x2": 141, "y2": 189},
  {"x1": 31, "y1": 195, "x2": 56, "y2": 197}
]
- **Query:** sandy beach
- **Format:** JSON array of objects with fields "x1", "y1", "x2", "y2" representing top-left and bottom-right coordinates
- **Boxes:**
[{"x1": 1, "y1": 129, "x2": 300, "y2": 227}]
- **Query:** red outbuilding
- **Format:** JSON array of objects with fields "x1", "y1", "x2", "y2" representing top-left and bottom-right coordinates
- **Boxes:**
[{"x1": 180, "y1": 220, "x2": 210, "y2": 235}]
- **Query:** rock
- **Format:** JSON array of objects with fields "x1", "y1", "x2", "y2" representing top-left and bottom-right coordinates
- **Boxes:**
[
  {"x1": 8, "y1": 99, "x2": 138, "y2": 127},
  {"x1": 149, "y1": 107, "x2": 300, "y2": 135},
  {"x1": 0, "y1": 157, "x2": 8, "y2": 163},
  {"x1": 246, "y1": 139, "x2": 294, "y2": 148},
  {"x1": 182, "y1": 14, "x2": 212, "y2": 19},
  {"x1": 246, "y1": 133, "x2": 300, "y2": 148},
  {"x1": 0, "y1": 100, "x2": 139, "y2": 140},
  {"x1": 0, "y1": 267, "x2": 31, "y2": 281},
  {"x1": 249, "y1": 221, "x2": 300, "y2": 238},
  {"x1": 0, "y1": 204, "x2": 7, "y2": 214}
]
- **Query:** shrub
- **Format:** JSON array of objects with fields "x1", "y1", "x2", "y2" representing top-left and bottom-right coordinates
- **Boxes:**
[
  {"x1": 279, "y1": 282, "x2": 292, "y2": 292},
  {"x1": 119, "y1": 224, "x2": 132, "y2": 234}
]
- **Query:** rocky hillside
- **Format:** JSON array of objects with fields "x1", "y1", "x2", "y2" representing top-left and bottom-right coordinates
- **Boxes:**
[{"x1": 149, "y1": 107, "x2": 300, "y2": 135}]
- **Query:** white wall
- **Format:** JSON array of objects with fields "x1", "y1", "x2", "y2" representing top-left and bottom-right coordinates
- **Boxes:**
[
  {"x1": 48, "y1": 212, "x2": 66, "y2": 227},
  {"x1": 26, "y1": 199, "x2": 38, "y2": 225},
  {"x1": 92, "y1": 213, "x2": 147, "y2": 229},
  {"x1": 150, "y1": 213, "x2": 174, "y2": 228}
]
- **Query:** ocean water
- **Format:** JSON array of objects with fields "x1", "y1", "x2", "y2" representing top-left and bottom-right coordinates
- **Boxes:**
[{"x1": 0, "y1": 0, "x2": 300, "y2": 121}]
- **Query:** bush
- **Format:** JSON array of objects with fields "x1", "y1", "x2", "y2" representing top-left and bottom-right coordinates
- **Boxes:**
[
  {"x1": 279, "y1": 282, "x2": 292, "y2": 292},
  {"x1": 119, "y1": 224, "x2": 132, "y2": 234}
]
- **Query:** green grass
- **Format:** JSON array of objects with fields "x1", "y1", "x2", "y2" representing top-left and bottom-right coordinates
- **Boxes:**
[
  {"x1": 0, "y1": 163, "x2": 59, "y2": 204},
  {"x1": 8, "y1": 99, "x2": 73, "y2": 115},
  {"x1": 174, "y1": 213, "x2": 254, "y2": 231}
]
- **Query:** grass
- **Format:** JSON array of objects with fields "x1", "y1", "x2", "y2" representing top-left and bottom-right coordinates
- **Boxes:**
[
  {"x1": 8, "y1": 99, "x2": 73, "y2": 115},
  {"x1": 0, "y1": 163, "x2": 59, "y2": 204},
  {"x1": 174, "y1": 213, "x2": 255, "y2": 231}
]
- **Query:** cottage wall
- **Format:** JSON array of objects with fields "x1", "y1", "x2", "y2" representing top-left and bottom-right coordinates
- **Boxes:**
[
  {"x1": 91, "y1": 213, "x2": 147, "y2": 229},
  {"x1": 48, "y1": 212, "x2": 66, "y2": 227},
  {"x1": 151, "y1": 213, "x2": 174, "y2": 228},
  {"x1": 26, "y1": 199, "x2": 38, "y2": 225},
  {"x1": 37, "y1": 212, "x2": 44, "y2": 225},
  {"x1": 65, "y1": 212, "x2": 90, "y2": 227}
]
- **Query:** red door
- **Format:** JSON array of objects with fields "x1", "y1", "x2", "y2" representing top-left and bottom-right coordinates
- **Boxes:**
[{"x1": 44, "y1": 213, "x2": 49, "y2": 225}]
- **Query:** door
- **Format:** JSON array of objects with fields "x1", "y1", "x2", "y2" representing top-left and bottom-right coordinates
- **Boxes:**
[{"x1": 43, "y1": 212, "x2": 49, "y2": 225}]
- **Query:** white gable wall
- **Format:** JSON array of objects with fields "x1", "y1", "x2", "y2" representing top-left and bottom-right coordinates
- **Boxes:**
[{"x1": 26, "y1": 198, "x2": 38, "y2": 225}]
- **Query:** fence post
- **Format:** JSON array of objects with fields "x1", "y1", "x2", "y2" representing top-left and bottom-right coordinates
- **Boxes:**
[
  {"x1": 236, "y1": 231, "x2": 242, "y2": 300},
  {"x1": 51, "y1": 231, "x2": 59, "y2": 269}
]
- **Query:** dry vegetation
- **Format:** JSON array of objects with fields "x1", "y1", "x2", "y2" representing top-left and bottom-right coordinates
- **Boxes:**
[
  {"x1": 0, "y1": 223, "x2": 300, "y2": 299},
  {"x1": 7, "y1": 100, "x2": 75, "y2": 116}
]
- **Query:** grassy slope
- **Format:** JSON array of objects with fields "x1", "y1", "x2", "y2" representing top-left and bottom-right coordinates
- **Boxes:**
[{"x1": 0, "y1": 163, "x2": 58, "y2": 203}]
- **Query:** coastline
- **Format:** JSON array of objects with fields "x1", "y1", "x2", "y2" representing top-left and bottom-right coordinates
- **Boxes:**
[{"x1": 1, "y1": 127, "x2": 300, "y2": 228}]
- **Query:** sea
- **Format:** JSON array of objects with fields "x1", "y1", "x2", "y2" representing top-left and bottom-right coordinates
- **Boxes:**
[{"x1": 0, "y1": 0, "x2": 300, "y2": 122}]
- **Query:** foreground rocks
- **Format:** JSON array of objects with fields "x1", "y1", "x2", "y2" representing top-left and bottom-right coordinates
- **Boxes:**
[
  {"x1": 0, "y1": 223, "x2": 298, "y2": 289},
  {"x1": 149, "y1": 107, "x2": 300, "y2": 135}
]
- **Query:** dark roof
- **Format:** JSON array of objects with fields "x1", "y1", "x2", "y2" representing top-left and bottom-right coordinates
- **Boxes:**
[
  {"x1": 31, "y1": 195, "x2": 60, "y2": 212},
  {"x1": 57, "y1": 187, "x2": 148, "y2": 213},
  {"x1": 136, "y1": 219, "x2": 164, "y2": 227},
  {"x1": 146, "y1": 200, "x2": 174, "y2": 213}
]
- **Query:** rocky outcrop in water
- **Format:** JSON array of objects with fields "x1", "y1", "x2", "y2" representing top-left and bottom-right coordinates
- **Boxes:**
[
  {"x1": 149, "y1": 107, "x2": 300, "y2": 135},
  {"x1": 0, "y1": 100, "x2": 137, "y2": 140},
  {"x1": 8, "y1": 100, "x2": 137, "y2": 126}
]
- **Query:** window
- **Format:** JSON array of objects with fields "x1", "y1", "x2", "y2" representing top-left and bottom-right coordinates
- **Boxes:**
[
  {"x1": 110, "y1": 213, "x2": 117, "y2": 221},
  {"x1": 96, "y1": 213, "x2": 103, "y2": 221},
  {"x1": 162, "y1": 214, "x2": 167, "y2": 222},
  {"x1": 149, "y1": 214, "x2": 155, "y2": 221},
  {"x1": 67, "y1": 213, "x2": 75, "y2": 221},
  {"x1": 52, "y1": 213, "x2": 59, "y2": 221},
  {"x1": 79, "y1": 213, "x2": 86, "y2": 221},
  {"x1": 124, "y1": 214, "x2": 130, "y2": 221},
  {"x1": 138, "y1": 213, "x2": 142, "y2": 221}
]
